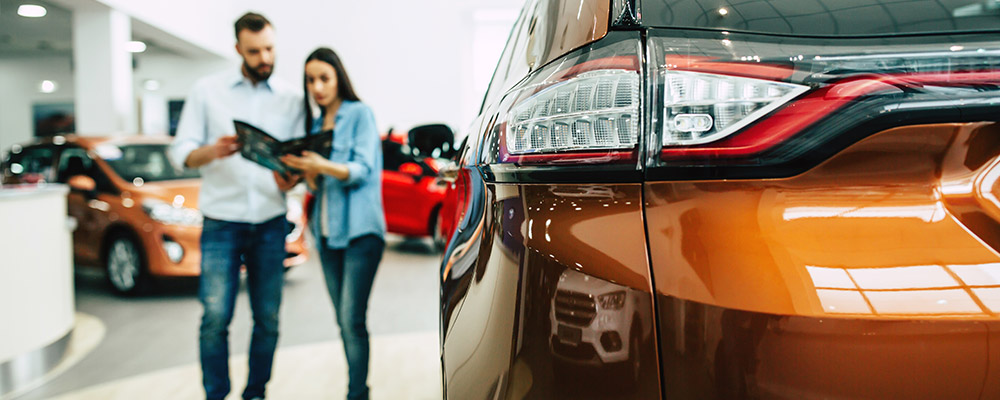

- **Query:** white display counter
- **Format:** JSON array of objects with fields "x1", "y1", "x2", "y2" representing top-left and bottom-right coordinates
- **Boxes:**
[{"x1": 0, "y1": 184, "x2": 75, "y2": 397}]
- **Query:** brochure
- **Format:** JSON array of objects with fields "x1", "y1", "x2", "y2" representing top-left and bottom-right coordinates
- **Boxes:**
[{"x1": 233, "y1": 120, "x2": 332, "y2": 177}]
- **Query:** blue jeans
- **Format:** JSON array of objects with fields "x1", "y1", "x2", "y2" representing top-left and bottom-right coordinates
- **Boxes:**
[
  {"x1": 199, "y1": 216, "x2": 287, "y2": 400},
  {"x1": 317, "y1": 234, "x2": 384, "y2": 400}
]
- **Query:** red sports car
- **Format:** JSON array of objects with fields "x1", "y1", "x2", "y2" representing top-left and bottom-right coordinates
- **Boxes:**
[{"x1": 306, "y1": 124, "x2": 455, "y2": 244}]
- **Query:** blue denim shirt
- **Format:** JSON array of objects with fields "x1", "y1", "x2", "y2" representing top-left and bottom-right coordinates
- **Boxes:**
[{"x1": 310, "y1": 100, "x2": 386, "y2": 249}]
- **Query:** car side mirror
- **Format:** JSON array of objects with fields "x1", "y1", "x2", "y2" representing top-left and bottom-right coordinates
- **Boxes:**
[
  {"x1": 408, "y1": 124, "x2": 455, "y2": 159},
  {"x1": 68, "y1": 175, "x2": 96, "y2": 194}
]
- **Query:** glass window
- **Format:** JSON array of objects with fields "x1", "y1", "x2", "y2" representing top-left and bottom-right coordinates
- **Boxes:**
[
  {"x1": 56, "y1": 147, "x2": 94, "y2": 182},
  {"x1": 99, "y1": 144, "x2": 200, "y2": 182},
  {"x1": 10, "y1": 146, "x2": 57, "y2": 183},
  {"x1": 640, "y1": 0, "x2": 1000, "y2": 36}
]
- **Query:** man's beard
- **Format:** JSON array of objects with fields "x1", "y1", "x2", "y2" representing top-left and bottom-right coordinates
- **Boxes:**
[{"x1": 243, "y1": 60, "x2": 273, "y2": 82}]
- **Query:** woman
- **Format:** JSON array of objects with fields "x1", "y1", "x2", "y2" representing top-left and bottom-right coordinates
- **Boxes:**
[{"x1": 281, "y1": 47, "x2": 385, "y2": 400}]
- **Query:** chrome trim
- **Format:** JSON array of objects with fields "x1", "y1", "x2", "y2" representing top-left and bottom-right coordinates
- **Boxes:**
[
  {"x1": 611, "y1": 0, "x2": 639, "y2": 27},
  {"x1": 0, "y1": 329, "x2": 73, "y2": 397}
]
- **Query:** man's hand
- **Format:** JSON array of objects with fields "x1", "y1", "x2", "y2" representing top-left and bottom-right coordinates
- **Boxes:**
[
  {"x1": 273, "y1": 171, "x2": 301, "y2": 191},
  {"x1": 212, "y1": 135, "x2": 241, "y2": 159},
  {"x1": 185, "y1": 135, "x2": 241, "y2": 168}
]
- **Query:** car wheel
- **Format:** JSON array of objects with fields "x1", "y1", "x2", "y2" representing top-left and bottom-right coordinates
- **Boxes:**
[
  {"x1": 627, "y1": 326, "x2": 642, "y2": 384},
  {"x1": 430, "y1": 207, "x2": 446, "y2": 251},
  {"x1": 106, "y1": 233, "x2": 149, "y2": 295}
]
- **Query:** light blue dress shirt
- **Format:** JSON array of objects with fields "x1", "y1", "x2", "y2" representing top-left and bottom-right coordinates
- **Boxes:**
[
  {"x1": 310, "y1": 100, "x2": 386, "y2": 249},
  {"x1": 168, "y1": 69, "x2": 305, "y2": 223}
]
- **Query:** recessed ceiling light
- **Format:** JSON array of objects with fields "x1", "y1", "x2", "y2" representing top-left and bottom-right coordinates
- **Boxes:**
[
  {"x1": 18, "y1": 4, "x2": 47, "y2": 18},
  {"x1": 126, "y1": 41, "x2": 147, "y2": 53},
  {"x1": 39, "y1": 80, "x2": 57, "y2": 93},
  {"x1": 718, "y1": 7, "x2": 729, "y2": 16}
]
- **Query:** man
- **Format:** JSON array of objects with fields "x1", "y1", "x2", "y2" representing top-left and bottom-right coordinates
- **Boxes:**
[{"x1": 168, "y1": 12, "x2": 303, "y2": 400}]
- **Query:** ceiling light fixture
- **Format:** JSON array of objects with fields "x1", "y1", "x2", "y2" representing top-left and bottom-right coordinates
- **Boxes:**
[
  {"x1": 39, "y1": 80, "x2": 57, "y2": 93},
  {"x1": 143, "y1": 79, "x2": 161, "y2": 91},
  {"x1": 126, "y1": 41, "x2": 147, "y2": 53},
  {"x1": 17, "y1": 4, "x2": 47, "y2": 18},
  {"x1": 718, "y1": 7, "x2": 729, "y2": 16}
]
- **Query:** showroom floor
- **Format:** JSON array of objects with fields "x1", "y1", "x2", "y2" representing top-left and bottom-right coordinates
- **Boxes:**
[{"x1": 15, "y1": 235, "x2": 441, "y2": 400}]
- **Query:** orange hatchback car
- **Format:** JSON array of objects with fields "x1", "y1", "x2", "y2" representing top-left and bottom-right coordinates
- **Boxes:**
[
  {"x1": 439, "y1": 0, "x2": 1000, "y2": 398},
  {"x1": 2, "y1": 135, "x2": 308, "y2": 295}
]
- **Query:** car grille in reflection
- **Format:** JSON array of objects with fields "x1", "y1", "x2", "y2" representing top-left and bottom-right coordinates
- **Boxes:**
[{"x1": 555, "y1": 290, "x2": 597, "y2": 326}]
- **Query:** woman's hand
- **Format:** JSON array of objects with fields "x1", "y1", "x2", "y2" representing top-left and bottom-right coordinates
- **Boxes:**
[
  {"x1": 302, "y1": 170, "x2": 319, "y2": 191},
  {"x1": 281, "y1": 151, "x2": 328, "y2": 173},
  {"x1": 282, "y1": 150, "x2": 350, "y2": 181}
]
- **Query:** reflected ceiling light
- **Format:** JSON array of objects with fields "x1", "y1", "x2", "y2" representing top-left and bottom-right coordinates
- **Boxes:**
[
  {"x1": 18, "y1": 4, "x2": 47, "y2": 18},
  {"x1": 39, "y1": 80, "x2": 57, "y2": 93},
  {"x1": 143, "y1": 79, "x2": 161, "y2": 91},
  {"x1": 126, "y1": 41, "x2": 147, "y2": 53},
  {"x1": 718, "y1": 7, "x2": 729, "y2": 16},
  {"x1": 950, "y1": 45, "x2": 965, "y2": 52}
]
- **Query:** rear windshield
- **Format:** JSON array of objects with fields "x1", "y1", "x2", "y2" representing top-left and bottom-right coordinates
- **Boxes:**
[{"x1": 639, "y1": 0, "x2": 1000, "y2": 36}]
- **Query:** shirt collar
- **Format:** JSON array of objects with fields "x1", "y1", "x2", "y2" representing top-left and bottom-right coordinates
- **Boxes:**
[{"x1": 229, "y1": 68, "x2": 273, "y2": 92}]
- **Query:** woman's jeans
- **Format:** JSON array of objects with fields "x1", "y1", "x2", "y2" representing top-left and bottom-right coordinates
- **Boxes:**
[
  {"x1": 317, "y1": 234, "x2": 384, "y2": 400},
  {"x1": 199, "y1": 216, "x2": 287, "y2": 400}
]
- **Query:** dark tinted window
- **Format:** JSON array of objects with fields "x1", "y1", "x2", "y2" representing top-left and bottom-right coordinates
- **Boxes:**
[
  {"x1": 639, "y1": 0, "x2": 1000, "y2": 36},
  {"x1": 382, "y1": 138, "x2": 412, "y2": 172},
  {"x1": 7, "y1": 146, "x2": 57, "y2": 183},
  {"x1": 55, "y1": 146, "x2": 115, "y2": 192}
]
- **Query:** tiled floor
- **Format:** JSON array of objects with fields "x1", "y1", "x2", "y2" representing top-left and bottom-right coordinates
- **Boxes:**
[
  {"x1": 47, "y1": 331, "x2": 440, "y2": 400},
  {"x1": 15, "y1": 235, "x2": 441, "y2": 400}
]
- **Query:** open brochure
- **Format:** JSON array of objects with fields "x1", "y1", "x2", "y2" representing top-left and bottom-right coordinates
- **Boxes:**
[{"x1": 233, "y1": 120, "x2": 332, "y2": 177}]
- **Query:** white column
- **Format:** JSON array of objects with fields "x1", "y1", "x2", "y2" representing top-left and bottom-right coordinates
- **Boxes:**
[{"x1": 72, "y1": 5, "x2": 135, "y2": 135}]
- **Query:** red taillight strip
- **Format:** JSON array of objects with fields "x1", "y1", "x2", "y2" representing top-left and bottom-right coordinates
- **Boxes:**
[
  {"x1": 661, "y1": 71, "x2": 1000, "y2": 160},
  {"x1": 664, "y1": 55, "x2": 794, "y2": 81},
  {"x1": 502, "y1": 150, "x2": 636, "y2": 165}
]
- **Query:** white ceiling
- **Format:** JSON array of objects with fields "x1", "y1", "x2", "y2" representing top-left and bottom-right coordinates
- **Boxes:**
[
  {"x1": 0, "y1": 0, "x2": 204, "y2": 60},
  {"x1": 0, "y1": 0, "x2": 72, "y2": 57}
]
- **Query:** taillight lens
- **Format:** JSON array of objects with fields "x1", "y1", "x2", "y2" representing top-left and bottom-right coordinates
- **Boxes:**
[
  {"x1": 649, "y1": 31, "x2": 1000, "y2": 171},
  {"x1": 506, "y1": 70, "x2": 640, "y2": 154},
  {"x1": 661, "y1": 71, "x2": 808, "y2": 146},
  {"x1": 483, "y1": 34, "x2": 643, "y2": 166}
]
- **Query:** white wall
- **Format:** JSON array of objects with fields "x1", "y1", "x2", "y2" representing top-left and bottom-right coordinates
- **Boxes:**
[
  {"x1": 91, "y1": 0, "x2": 241, "y2": 60},
  {"x1": 0, "y1": 53, "x2": 231, "y2": 154},
  {"x1": 134, "y1": 53, "x2": 231, "y2": 101},
  {"x1": 1, "y1": 0, "x2": 524, "y2": 155},
  {"x1": 244, "y1": 0, "x2": 521, "y2": 137},
  {"x1": 131, "y1": 53, "x2": 233, "y2": 136},
  {"x1": 0, "y1": 56, "x2": 75, "y2": 154}
]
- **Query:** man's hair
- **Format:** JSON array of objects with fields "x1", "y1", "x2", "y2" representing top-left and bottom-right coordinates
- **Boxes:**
[{"x1": 234, "y1": 12, "x2": 271, "y2": 40}]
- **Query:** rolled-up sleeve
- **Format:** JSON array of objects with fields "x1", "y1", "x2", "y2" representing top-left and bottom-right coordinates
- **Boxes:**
[
  {"x1": 168, "y1": 84, "x2": 207, "y2": 171},
  {"x1": 343, "y1": 106, "x2": 379, "y2": 187}
]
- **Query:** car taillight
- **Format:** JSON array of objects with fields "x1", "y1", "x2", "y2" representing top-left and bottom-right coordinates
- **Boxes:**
[
  {"x1": 649, "y1": 31, "x2": 1000, "y2": 172},
  {"x1": 506, "y1": 70, "x2": 640, "y2": 155},
  {"x1": 660, "y1": 71, "x2": 808, "y2": 146},
  {"x1": 484, "y1": 34, "x2": 643, "y2": 167}
]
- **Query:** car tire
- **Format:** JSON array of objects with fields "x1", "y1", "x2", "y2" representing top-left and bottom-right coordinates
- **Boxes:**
[
  {"x1": 626, "y1": 325, "x2": 642, "y2": 385},
  {"x1": 430, "y1": 206, "x2": 446, "y2": 251},
  {"x1": 105, "y1": 232, "x2": 150, "y2": 296}
]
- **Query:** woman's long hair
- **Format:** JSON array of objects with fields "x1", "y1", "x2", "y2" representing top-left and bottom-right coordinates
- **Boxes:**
[{"x1": 304, "y1": 47, "x2": 360, "y2": 134}]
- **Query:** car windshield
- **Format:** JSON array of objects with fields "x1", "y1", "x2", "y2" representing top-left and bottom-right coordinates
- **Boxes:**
[
  {"x1": 98, "y1": 143, "x2": 200, "y2": 182},
  {"x1": 639, "y1": 0, "x2": 1000, "y2": 36}
]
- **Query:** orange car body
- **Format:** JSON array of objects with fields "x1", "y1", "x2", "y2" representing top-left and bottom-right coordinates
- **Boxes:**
[
  {"x1": 2, "y1": 135, "x2": 307, "y2": 283},
  {"x1": 438, "y1": 0, "x2": 1000, "y2": 398}
]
